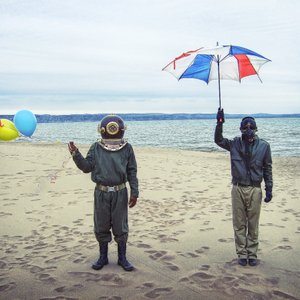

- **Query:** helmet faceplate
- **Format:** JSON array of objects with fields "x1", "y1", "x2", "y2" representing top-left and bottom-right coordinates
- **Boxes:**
[
  {"x1": 98, "y1": 114, "x2": 127, "y2": 151},
  {"x1": 98, "y1": 114, "x2": 126, "y2": 139}
]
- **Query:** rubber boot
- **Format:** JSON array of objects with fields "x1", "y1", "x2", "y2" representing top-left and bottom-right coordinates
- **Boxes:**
[
  {"x1": 92, "y1": 242, "x2": 108, "y2": 270},
  {"x1": 117, "y1": 241, "x2": 134, "y2": 271}
]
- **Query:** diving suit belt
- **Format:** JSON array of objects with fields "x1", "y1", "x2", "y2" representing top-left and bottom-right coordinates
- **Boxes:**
[{"x1": 96, "y1": 183, "x2": 126, "y2": 192}]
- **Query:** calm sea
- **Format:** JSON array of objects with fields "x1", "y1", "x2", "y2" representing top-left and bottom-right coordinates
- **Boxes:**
[{"x1": 19, "y1": 118, "x2": 300, "y2": 157}]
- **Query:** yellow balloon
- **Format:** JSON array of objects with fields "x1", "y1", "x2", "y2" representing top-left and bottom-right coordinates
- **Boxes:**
[{"x1": 0, "y1": 119, "x2": 20, "y2": 141}]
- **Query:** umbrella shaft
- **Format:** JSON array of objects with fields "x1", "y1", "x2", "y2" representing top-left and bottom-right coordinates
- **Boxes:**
[{"x1": 217, "y1": 56, "x2": 221, "y2": 108}]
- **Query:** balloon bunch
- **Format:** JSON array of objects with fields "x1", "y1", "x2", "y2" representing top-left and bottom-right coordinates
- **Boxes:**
[{"x1": 0, "y1": 110, "x2": 37, "y2": 141}]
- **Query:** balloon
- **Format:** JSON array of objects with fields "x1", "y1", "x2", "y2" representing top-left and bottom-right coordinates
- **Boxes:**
[
  {"x1": 0, "y1": 119, "x2": 20, "y2": 141},
  {"x1": 13, "y1": 110, "x2": 37, "y2": 137}
]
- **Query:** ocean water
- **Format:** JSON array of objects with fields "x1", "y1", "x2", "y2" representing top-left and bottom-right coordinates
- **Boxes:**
[{"x1": 21, "y1": 118, "x2": 300, "y2": 157}]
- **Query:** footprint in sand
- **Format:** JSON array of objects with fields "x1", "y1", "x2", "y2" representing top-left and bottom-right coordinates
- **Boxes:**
[
  {"x1": 272, "y1": 245, "x2": 293, "y2": 251},
  {"x1": 190, "y1": 271, "x2": 216, "y2": 282},
  {"x1": 144, "y1": 287, "x2": 173, "y2": 299},
  {"x1": 35, "y1": 273, "x2": 56, "y2": 283},
  {"x1": 261, "y1": 222, "x2": 285, "y2": 228},
  {"x1": 218, "y1": 238, "x2": 234, "y2": 243},
  {"x1": 0, "y1": 260, "x2": 8, "y2": 269},
  {"x1": 281, "y1": 237, "x2": 290, "y2": 242},
  {"x1": 54, "y1": 284, "x2": 84, "y2": 293},
  {"x1": 199, "y1": 264, "x2": 211, "y2": 271},
  {"x1": 145, "y1": 250, "x2": 179, "y2": 271},
  {"x1": 136, "y1": 243, "x2": 152, "y2": 249},
  {"x1": 272, "y1": 290, "x2": 299, "y2": 300},
  {"x1": 164, "y1": 262, "x2": 180, "y2": 271},
  {"x1": 221, "y1": 217, "x2": 232, "y2": 222},
  {"x1": 158, "y1": 236, "x2": 178, "y2": 243},
  {"x1": 146, "y1": 250, "x2": 168, "y2": 260},
  {"x1": 179, "y1": 271, "x2": 216, "y2": 287},
  {"x1": 68, "y1": 272, "x2": 125, "y2": 286},
  {"x1": 135, "y1": 282, "x2": 155, "y2": 290},
  {"x1": 173, "y1": 230, "x2": 185, "y2": 235},
  {"x1": 0, "y1": 281, "x2": 17, "y2": 292},
  {"x1": 45, "y1": 255, "x2": 70, "y2": 264},
  {"x1": 199, "y1": 227, "x2": 214, "y2": 232},
  {"x1": 3, "y1": 202, "x2": 16, "y2": 206},
  {"x1": 0, "y1": 212, "x2": 12, "y2": 217},
  {"x1": 29, "y1": 265, "x2": 44, "y2": 273},
  {"x1": 40, "y1": 296, "x2": 79, "y2": 300},
  {"x1": 194, "y1": 246, "x2": 210, "y2": 255},
  {"x1": 72, "y1": 255, "x2": 87, "y2": 264},
  {"x1": 98, "y1": 297, "x2": 122, "y2": 300}
]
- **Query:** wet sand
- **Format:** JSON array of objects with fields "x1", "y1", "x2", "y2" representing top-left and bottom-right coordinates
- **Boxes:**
[{"x1": 0, "y1": 142, "x2": 299, "y2": 300}]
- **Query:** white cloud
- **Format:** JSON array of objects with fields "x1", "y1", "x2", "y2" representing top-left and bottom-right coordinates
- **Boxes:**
[{"x1": 0, "y1": 0, "x2": 299, "y2": 114}]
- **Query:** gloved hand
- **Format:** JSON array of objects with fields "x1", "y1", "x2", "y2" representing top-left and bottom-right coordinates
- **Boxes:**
[
  {"x1": 217, "y1": 108, "x2": 225, "y2": 124},
  {"x1": 68, "y1": 141, "x2": 78, "y2": 155},
  {"x1": 129, "y1": 197, "x2": 137, "y2": 208},
  {"x1": 264, "y1": 188, "x2": 273, "y2": 203}
]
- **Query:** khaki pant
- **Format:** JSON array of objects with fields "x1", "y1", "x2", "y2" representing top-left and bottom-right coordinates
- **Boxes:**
[
  {"x1": 231, "y1": 185, "x2": 262, "y2": 259},
  {"x1": 93, "y1": 187, "x2": 129, "y2": 244}
]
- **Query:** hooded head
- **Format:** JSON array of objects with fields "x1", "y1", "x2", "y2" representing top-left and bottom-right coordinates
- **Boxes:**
[{"x1": 240, "y1": 116, "x2": 257, "y2": 143}]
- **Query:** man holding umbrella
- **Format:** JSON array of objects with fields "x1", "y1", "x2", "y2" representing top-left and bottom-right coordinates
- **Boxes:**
[{"x1": 214, "y1": 108, "x2": 273, "y2": 266}]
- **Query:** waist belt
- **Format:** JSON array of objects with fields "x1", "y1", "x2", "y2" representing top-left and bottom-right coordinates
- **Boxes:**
[
  {"x1": 96, "y1": 183, "x2": 126, "y2": 192},
  {"x1": 233, "y1": 182, "x2": 261, "y2": 188}
]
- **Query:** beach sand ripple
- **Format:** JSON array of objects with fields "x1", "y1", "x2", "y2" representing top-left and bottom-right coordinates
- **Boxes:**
[{"x1": 0, "y1": 143, "x2": 299, "y2": 299}]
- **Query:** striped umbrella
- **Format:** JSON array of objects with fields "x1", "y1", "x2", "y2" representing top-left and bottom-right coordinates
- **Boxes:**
[{"x1": 162, "y1": 44, "x2": 271, "y2": 108}]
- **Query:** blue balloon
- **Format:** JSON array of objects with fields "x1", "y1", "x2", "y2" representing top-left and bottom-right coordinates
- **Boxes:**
[{"x1": 13, "y1": 110, "x2": 37, "y2": 137}]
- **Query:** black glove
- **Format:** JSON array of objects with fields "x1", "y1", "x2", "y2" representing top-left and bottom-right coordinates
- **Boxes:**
[
  {"x1": 264, "y1": 188, "x2": 273, "y2": 203},
  {"x1": 217, "y1": 108, "x2": 225, "y2": 124},
  {"x1": 129, "y1": 196, "x2": 138, "y2": 208},
  {"x1": 68, "y1": 141, "x2": 78, "y2": 156}
]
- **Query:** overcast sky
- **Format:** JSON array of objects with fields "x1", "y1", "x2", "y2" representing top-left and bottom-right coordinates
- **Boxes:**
[{"x1": 1, "y1": 0, "x2": 299, "y2": 115}]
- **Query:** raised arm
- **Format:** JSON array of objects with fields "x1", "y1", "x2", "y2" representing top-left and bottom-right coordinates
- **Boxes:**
[
  {"x1": 68, "y1": 142, "x2": 95, "y2": 173},
  {"x1": 214, "y1": 108, "x2": 231, "y2": 151}
]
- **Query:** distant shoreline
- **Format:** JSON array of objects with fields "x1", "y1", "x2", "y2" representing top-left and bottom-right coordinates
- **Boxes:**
[{"x1": 1, "y1": 113, "x2": 299, "y2": 123}]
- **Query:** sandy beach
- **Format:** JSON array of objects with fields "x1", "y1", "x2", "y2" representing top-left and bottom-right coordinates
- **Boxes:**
[{"x1": 0, "y1": 142, "x2": 299, "y2": 300}]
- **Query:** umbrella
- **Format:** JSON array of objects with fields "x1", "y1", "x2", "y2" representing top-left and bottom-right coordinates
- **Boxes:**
[{"x1": 162, "y1": 44, "x2": 271, "y2": 108}]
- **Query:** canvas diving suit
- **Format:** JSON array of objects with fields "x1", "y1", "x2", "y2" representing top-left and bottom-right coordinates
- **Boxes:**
[{"x1": 72, "y1": 141, "x2": 139, "y2": 243}]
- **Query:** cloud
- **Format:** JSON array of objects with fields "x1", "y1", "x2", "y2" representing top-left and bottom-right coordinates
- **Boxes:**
[{"x1": 0, "y1": 0, "x2": 299, "y2": 114}]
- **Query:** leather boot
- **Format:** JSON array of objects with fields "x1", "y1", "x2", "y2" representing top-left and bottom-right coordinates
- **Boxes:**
[
  {"x1": 92, "y1": 242, "x2": 109, "y2": 270},
  {"x1": 117, "y1": 241, "x2": 134, "y2": 271}
]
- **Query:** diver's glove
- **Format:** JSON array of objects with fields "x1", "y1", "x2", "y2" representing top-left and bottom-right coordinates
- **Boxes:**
[
  {"x1": 264, "y1": 188, "x2": 273, "y2": 203},
  {"x1": 68, "y1": 141, "x2": 78, "y2": 156},
  {"x1": 129, "y1": 196, "x2": 138, "y2": 208},
  {"x1": 216, "y1": 108, "x2": 225, "y2": 124}
]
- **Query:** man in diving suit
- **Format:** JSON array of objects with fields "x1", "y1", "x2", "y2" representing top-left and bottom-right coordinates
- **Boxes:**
[{"x1": 68, "y1": 114, "x2": 139, "y2": 271}]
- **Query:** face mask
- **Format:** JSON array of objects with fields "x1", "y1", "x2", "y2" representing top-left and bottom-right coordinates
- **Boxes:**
[
  {"x1": 240, "y1": 117, "x2": 257, "y2": 142},
  {"x1": 241, "y1": 127, "x2": 255, "y2": 141}
]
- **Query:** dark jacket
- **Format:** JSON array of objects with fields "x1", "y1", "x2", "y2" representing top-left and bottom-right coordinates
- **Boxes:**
[
  {"x1": 72, "y1": 142, "x2": 139, "y2": 197},
  {"x1": 215, "y1": 124, "x2": 273, "y2": 189}
]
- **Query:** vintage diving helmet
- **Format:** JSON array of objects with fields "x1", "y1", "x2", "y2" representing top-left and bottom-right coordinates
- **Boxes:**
[{"x1": 97, "y1": 114, "x2": 127, "y2": 151}]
